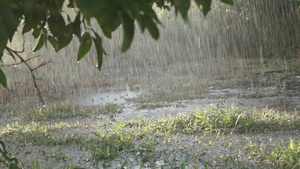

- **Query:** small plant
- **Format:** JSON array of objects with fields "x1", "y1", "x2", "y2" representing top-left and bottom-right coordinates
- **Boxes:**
[
  {"x1": 263, "y1": 140, "x2": 300, "y2": 168},
  {"x1": 46, "y1": 147, "x2": 67, "y2": 162},
  {"x1": 98, "y1": 104, "x2": 123, "y2": 115},
  {"x1": 0, "y1": 140, "x2": 20, "y2": 169},
  {"x1": 92, "y1": 145, "x2": 119, "y2": 167},
  {"x1": 26, "y1": 104, "x2": 98, "y2": 121}
]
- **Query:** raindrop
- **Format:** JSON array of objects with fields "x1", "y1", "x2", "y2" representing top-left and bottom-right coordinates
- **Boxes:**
[
  {"x1": 14, "y1": 65, "x2": 17, "y2": 67},
  {"x1": 77, "y1": 61, "x2": 80, "y2": 63}
]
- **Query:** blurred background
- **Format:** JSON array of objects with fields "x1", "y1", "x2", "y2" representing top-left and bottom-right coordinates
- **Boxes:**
[{"x1": 1, "y1": 0, "x2": 299, "y2": 106}]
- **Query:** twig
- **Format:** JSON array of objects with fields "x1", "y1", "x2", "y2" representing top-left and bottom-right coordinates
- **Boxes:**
[
  {"x1": 5, "y1": 47, "x2": 46, "y2": 105},
  {"x1": 1, "y1": 55, "x2": 41, "y2": 67},
  {"x1": 32, "y1": 61, "x2": 51, "y2": 71}
]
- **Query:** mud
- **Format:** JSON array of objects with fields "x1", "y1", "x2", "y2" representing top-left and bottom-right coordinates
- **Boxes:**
[
  {"x1": 64, "y1": 84, "x2": 300, "y2": 123},
  {"x1": 1, "y1": 79, "x2": 300, "y2": 169}
]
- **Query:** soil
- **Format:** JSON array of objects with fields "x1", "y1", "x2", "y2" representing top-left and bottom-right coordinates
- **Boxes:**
[{"x1": 1, "y1": 76, "x2": 300, "y2": 169}]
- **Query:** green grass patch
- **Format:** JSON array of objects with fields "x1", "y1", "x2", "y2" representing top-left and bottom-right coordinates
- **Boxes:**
[
  {"x1": 1, "y1": 105, "x2": 300, "y2": 168},
  {"x1": 97, "y1": 103, "x2": 123, "y2": 115},
  {"x1": 0, "y1": 103, "x2": 123, "y2": 122},
  {"x1": 263, "y1": 140, "x2": 300, "y2": 168},
  {"x1": 26, "y1": 104, "x2": 98, "y2": 121}
]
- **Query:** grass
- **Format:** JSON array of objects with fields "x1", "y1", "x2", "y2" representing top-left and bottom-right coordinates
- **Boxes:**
[
  {"x1": 97, "y1": 103, "x2": 123, "y2": 115},
  {"x1": 0, "y1": 103, "x2": 123, "y2": 122},
  {"x1": 1, "y1": 104, "x2": 300, "y2": 168},
  {"x1": 26, "y1": 104, "x2": 97, "y2": 121},
  {"x1": 0, "y1": 3, "x2": 299, "y2": 168},
  {"x1": 263, "y1": 140, "x2": 300, "y2": 168},
  {"x1": 128, "y1": 81, "x2": 210, "y2": 104}
]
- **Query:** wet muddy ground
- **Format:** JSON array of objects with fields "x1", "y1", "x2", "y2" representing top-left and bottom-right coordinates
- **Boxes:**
[
  {"x1": 64, "y1": 81, "x2": 300, "y2": 123},
  {"x1": 1, "y1": 71, "x2": 300, "y2": 168}
]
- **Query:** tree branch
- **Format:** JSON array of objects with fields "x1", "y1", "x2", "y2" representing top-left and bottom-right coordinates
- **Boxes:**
[
  {"x1": 32, "y1": 61, "x2": 51, "y2": 72},
  {"x1": 1, "y1": 55, "x2": 41, "y2": 67},
  {"x1": 5, "y1": 47, "x2": 46, "y2": 105}
]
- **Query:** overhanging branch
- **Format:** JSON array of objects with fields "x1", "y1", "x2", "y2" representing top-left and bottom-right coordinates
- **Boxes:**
[{"x1": 4, "y1": 47, "x2": 47, "y2": 105}]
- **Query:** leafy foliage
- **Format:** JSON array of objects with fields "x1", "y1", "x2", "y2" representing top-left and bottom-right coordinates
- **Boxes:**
[{"x1": 0, "y1": 0, "x2": 234, "y2": 87}]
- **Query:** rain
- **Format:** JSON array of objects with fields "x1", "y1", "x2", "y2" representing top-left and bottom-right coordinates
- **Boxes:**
[{"x1": 1, "y1": 0, "x2": 300, "y2": 168}]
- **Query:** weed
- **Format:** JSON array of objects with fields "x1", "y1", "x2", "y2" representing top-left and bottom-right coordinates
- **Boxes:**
[
  {"x1": 1, "y1": 104, "x2": 300, "y2": 168},
  {"x1": 92, "y1": 145, "x2": 119, "y2": 167},
  {"x1": 263, "y1": 140, "x2": 300, "y2": 168},
  {"x1": 46, "y1": 147, "x2": 67, "y2": 162},
  {"x1": 139, "y1": 136, "x2": 156, "y2": 151},
  {"x1": 98, "y1": 104, "x2": 123, "y2": 115},
  {"x1": 26, "y1": 104, "x2": 97, "y2": 121}
]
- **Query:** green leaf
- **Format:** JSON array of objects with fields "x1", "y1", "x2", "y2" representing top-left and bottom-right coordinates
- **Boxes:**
[
  {"x1": 136, "y1": 16, "x2": 146, "y2": 32},
  {"x1": 145, "y1": 16, "x2": 159, "y2": 40},
  {"x1": 24, "y1": 0, "x2": 36, "y2": 11},
  {"x1": 73, "y1": 13, "x2": 81, "y2": 38},
  {"x1": 175, "y1": 0, "x2": 190, "y2": 21},
  {"x1": 48, "y1": 36, "x2": 59, "y2": 52},
  {"x1": 22, "y1": 21, "x2": 34, "y2": 34},
  {"x1": 194, "y1": 0, "x2": 212, "y2": 17},
  {"x1": 56, "y1": 24, "x2": 73, "y2": 51},
  {"x1": 221, "y1": 0, "x2": 234, "y2": 5},
  {"x1": 121, "y1": 0, "x2": 139, "y2": 19},
  {"x1": 93, "y1": 30, "x2": 107, "y2": 55},
  {"x1": 141, "y1": 5, "x2": 161, "y2": 23},
  {"x1": 48, "y1": 23, "x2": 73, "y2": 52},
  {"x1": 32, "y1": 28, "x2": 41, "y2": 38},
  {"x1": 42, "y1": 28, "x2": 48, "y2": 47},
  {"x1": 32, "y1": 33, "x2": 45, "y2": 52},
  {"x1": 96, "y1": 10, "x2": 121, "y2": 39},
  {"x1": 77, "y1": 32, "x2": 92, "y2": 61},
  {"x1": 93, "y1": 31, "x2": 105, "y2": 70},
  {"x1": 93, "y1": 37, "x2": 103, "y2": 71},
  {"x1": 101, "y1": 27, "x2": 112, "y2": 39},
  {"x1": 75, "y1": 0, "x2": 99, "y2": 18},
  {"x1": 57, "y1": 36, "x2": 73, "y2": 51},
  {"x1": 121, "y1": 13, "x2": 134, "y2": 52},
  {"x1": 0, "y1": 4, "x2": 19, "y2": 42},
  {"x1": 0, "y1": 68, "x2": 8, "y2": 88},
  {"x1": 55, "y1": 0, "x2": 65, "y2": 9},
  {"x1": 0, "y1": 23, "x2": 8, "y2": 61},
  {"x1": 48, "y1": 15, "x2": 66, "y2": 38}
]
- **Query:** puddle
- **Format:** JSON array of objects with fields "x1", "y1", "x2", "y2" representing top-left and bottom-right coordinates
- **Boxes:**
[
  {"x1": 63, "y1": 86, "x2": 300, "y2": 123},
  {"x1": 64, "y1": 90, "x2": 140, "y2": 106}
]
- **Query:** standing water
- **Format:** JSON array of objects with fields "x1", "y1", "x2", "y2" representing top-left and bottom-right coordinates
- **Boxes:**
[{"x1": 0, "y1": 0, "x2": 300, "y2": 168}]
